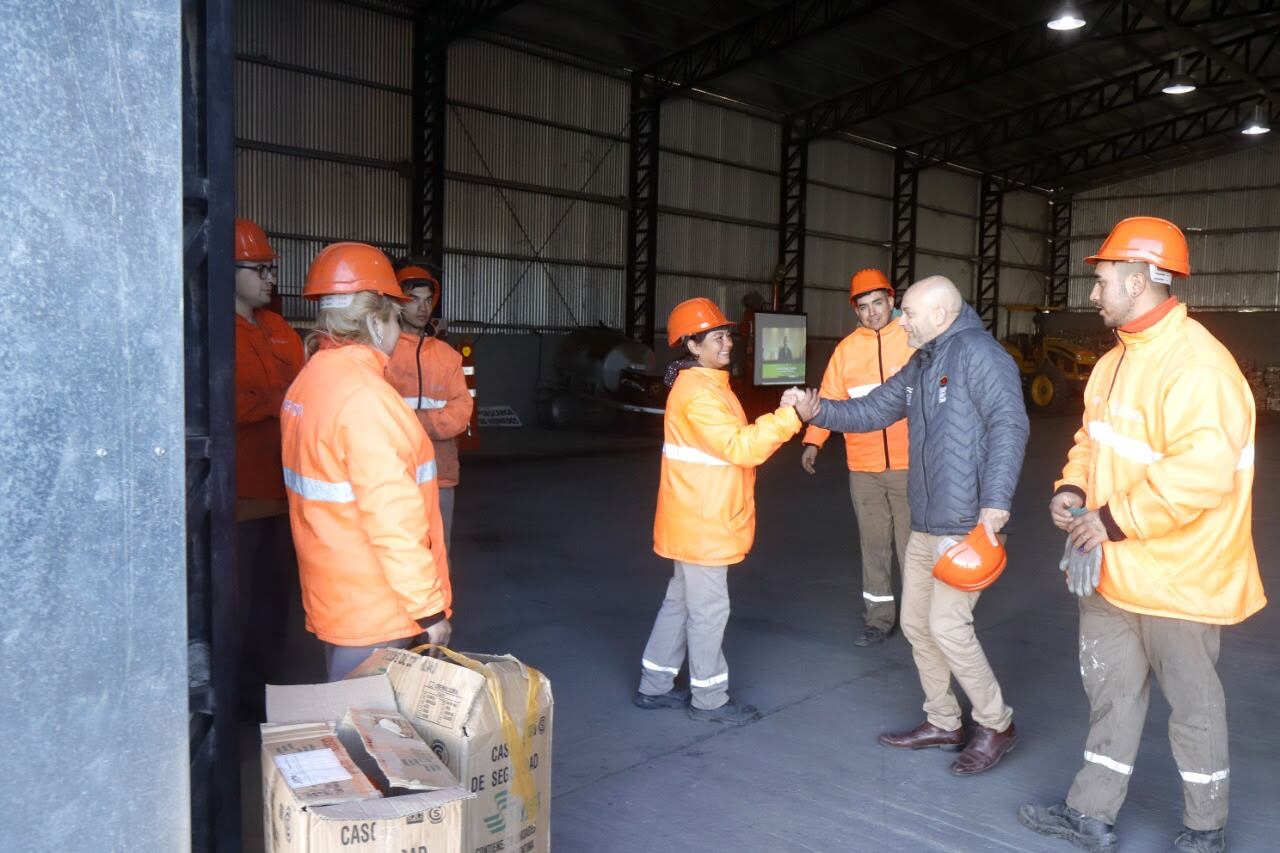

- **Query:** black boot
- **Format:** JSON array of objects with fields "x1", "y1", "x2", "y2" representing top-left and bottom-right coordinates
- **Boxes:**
[
  {"x1": 1172, "y1": 826, "x2": 1226, "y2": 853},
  {"x1": 1018, "y1": 802, "x2": 1118, "y2": 853}
]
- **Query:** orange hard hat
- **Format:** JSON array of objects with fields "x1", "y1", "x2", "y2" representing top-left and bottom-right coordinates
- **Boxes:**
[
  {"x1": 397, "y1": 265, "x2": 440, "y2": 308},
  {"x1": 303, "y1": 242, "x2": 408, "y2": 303},
  {"x1": 849, "y1": 268, "x2": 894, "y2": 303},
  {"x1": 234, "y1": 217, "x2": 277, "y2": 262},
  {"x1": 667, "y1": 298, "x2": 733, "y2": 347},
  {"x1": 932, "y1": 526, "x2": 1008, "y2": 592},
  {"x1": 1085, "y1": 216, "x2": 1190, "y2": 277}
]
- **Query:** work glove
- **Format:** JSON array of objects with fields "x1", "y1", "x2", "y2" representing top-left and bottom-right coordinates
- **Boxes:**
[{"x1": 1059, "y1": 508, "x2": 1102, "y2": 597}]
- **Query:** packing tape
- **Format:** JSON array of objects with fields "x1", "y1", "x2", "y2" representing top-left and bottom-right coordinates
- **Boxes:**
[
  {"x1": 319, "y1": 294, "x2": 356, "y2": 309},
  {"x1": 411, "y1": 645, "x2": 542, "y2": 819},
  {"x1": 1148, "y1": 264, "x2": 1172, "y2": 285}
]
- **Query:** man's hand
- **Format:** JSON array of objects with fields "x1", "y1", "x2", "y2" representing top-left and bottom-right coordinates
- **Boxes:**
[
  {"x1": 801, "y1": 445, "x2": 818, "y2": 474},
  {"x1": 978, "y1": 507, "x2": 1010, "y2": 546},
  {"x1": 794, "y1": 389, "x2": 821, "y2": 422},
  {"x1": 780, "y1": 386, "x2": 803, "y2": 408},
  {"x1": 1068, "y1": 510, "x2": 1108, "y2": 553},
  {"x1": 1050, "y1": 491, "x2": 1084, "y2": 531}
]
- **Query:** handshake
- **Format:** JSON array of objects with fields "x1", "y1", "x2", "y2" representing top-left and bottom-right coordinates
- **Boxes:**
[{"x1": 780, "y1": 387, "x2": 821, "y2": 421}]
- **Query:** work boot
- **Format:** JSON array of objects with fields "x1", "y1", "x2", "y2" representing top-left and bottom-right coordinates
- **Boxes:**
[
  {"x1": 687, "y1": 697, "x2": 760, "y2": 725},
  {"x1": 950, "y1": 722, "x2": 1017, "y2": 775},
  {"x1": 854, "y1": 626, "x2": 890, "y2": 647},
  {"x1": 877, "y1": 720, "x2": 966, "y2": 751},
  {"x1": 1172, "y1": 827, "x2": 1226, "y2": 853},
  {"x1": 1017, "y1": 802, "x2": 1118, "y2": 853},
  {"x1": 632, "y1": 687, "x2": 690, "y2": 710}
]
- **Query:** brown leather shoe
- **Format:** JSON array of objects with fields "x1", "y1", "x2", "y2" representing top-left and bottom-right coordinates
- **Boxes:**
[
  {"x1": 877, "y1": 721, "x2": 966, "y2": 751},
  {"x1": 950, "y1": 722, "x2": 1017, "y2": 775}
]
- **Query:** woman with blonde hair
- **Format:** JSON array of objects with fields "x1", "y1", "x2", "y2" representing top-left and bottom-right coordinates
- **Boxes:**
[{"x1": 281, "y1": 242, "x2": 453, "y2": 681}]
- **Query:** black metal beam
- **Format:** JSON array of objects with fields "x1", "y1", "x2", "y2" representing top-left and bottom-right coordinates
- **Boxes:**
[
  {"x1": 1048, "y1": 195, "x2": 1073, "y2": 307},
  {"x1": 625, "y1": 75, "x2": 661, "y2": 347},
  {"x1": 975, "y1": 174, "x2": 1003, "y2": 333},
  {"x1": 642, "y1": 0, "x2": 890, "y2": 98},
  {"x1": 1000, "y1": 92, "x2": 1279, "y2": 190},
  {"x1": 789, "y1": 0, "x2": 1280, "y2": 140},
  {"x1": 777, "y1": 122, "x2": 808, "y2": 312},
  {"x1": 904, "y1": 24, "x2": 1280, "y2": 170},
  {"x1": 890, "y1": 149, "x2": 918, "y2": 295},
  {"x1": 182, "y1": 0, "x2": 237, "y2": 850}
]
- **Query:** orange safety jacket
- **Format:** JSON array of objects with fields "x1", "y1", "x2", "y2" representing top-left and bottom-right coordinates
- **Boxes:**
[
  {"x1": 654, "y1": 367, "x2": 802, "y2": 566},
  {"x1": 803, "y1": 319, "x2": 913, "y2": 472},
  {"x1": 281, "y1": 342, "x2": 452, "y2": 646},
  {"x1": 385, "y1": 331, "x2": 474, "y2": 488},
  {"x1": 235, "y1": 309, "x2": 304, "y2": 504},
  {"x1": 1055, "y1": 301, "x2": 1264, "y2": 625}
]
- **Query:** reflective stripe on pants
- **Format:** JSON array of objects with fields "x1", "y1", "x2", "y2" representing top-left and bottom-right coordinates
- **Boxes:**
[
  {"x1": 638, "y1": 561, "x2": 731, "y2": 711},
  {"x1": 848, "y1": 469, "x2": 910, "y2": 632},
  {"x1": 1066, "y1": 594, "x2": 1228, "y2": 830}
]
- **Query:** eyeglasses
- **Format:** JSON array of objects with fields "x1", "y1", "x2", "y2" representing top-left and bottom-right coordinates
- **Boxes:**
[{"x1": 235, "y1": 262, "x2": 278, "y2": 279}]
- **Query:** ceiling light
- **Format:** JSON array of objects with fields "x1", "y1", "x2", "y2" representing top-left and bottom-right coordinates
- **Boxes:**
[
  {"x1": 1161, "y1": 56, "x2": 1196, "y2": 95},
  {"x1": 1047, "y1": 6, "x2": 1086, "y2": 30},
  {"x1": 1242, "y1": 104, "x2": 1271, "y2": 135}
]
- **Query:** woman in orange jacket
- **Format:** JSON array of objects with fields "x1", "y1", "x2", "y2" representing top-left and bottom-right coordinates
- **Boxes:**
[
  {"x1": 281, "y1": 242, "x2": 453, "y2": 681},
  {"x1": 635, "y1": 298, "x2": 817, "y2": 724}
]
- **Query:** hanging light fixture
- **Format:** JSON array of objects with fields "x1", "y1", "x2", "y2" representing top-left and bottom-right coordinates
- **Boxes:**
[
  {"x1": 1161, "y1": 56, "x2": 1197, "y2": 95},
  {"x1": 1242, "y1": 104, "x2": 1271, "y2": 135},
  {"x1": 1047, "y1": 5, "x2": 1086, "y2": 30}
]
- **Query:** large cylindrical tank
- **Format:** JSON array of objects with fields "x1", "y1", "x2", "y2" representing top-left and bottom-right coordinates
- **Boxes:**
[{"x1": 554, "y1": 327, "x2": 657, "y2": 395}]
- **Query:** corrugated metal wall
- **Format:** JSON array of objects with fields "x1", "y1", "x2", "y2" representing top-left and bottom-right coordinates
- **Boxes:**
[
  {"x1": 235, "y1": 1, "x2": 1051, "y2": 338},
  {"x1": 235, "y1": 0, "x2": 413, "y2": 322},
  {"x1": 1070, "y1": 145, "x2": 1280, "y2": 310}
]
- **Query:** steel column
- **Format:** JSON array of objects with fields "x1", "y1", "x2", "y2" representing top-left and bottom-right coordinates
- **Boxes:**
[
  {"x1": 1048, "y1": 196, "x2": 1073, "y2": 307},
  {"x1": 890, "y1": 149, "x2": 918, "y2": 296},
  {"x1": 182, "y1": 0, "x2": 238, "y2": 849},
  {"x1": 976, "y1": 174, "x2": 1004, "y2": 333},
  {"x1": 411, "y1": 7, "x2": 448, "y2": 273},
  {"x1": 625, "y1": 75, "x2": 661, "y2": 347},
  {"x1": 777, "y1": 122, "x2": 808, "y2": 312}
]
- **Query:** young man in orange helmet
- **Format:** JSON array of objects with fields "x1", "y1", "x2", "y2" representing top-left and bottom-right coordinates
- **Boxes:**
[
  {"x1": 1019, "y1": 218, "x2": 1264, "y2": 853},
  {"x1": 636, "y1": 297, "x2": 818, "y2": 724},
  {"x1": 803, "y1": 275, "x2": 1028, "y2": 776},
  {"x1": 801, "y1": 269, "x2": 914, "y2": 648},
  {"x1": 384, "y1": 265, "x2": 473, "y2": 552},
  {"x1": 232, "y1": 217, "x2": 304, "y2": 717}
]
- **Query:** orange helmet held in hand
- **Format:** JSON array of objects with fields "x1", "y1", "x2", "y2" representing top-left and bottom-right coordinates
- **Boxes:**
[
  {"x1": 849, "y1": 268, "x2": 893, "y2": 303},
  {"x1": 667, "y1": 298, "x2": 733, "y2": 347},
  {"x1": 397, "y1": 265, "x2": 441, "y2": 310},
  {"x1": 1085, "y1": 216, "x2": 1190, "y2": 277},
  {"x1": 304, "y1": 242, "x2": 408, "y2": 303},
  {"x1": 234, "y1": 218, "x2": 277, "y2": 262},
  {"x1": 933, "y1": 525, "x2": 1008, "y2": 592}
]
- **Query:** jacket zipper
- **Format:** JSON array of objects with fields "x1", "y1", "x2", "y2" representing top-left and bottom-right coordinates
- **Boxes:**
[
  {"x1": 919, "y1": 353, "x2": 931, "y2": 525},
  {"x1": 876, "y1": 331, "x2": 890, "y2": 469}
]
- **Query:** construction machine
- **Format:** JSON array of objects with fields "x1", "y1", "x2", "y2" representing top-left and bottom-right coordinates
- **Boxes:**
[{"x1": 1000, "y1": 305, "x2": 1104, "y2": 414}]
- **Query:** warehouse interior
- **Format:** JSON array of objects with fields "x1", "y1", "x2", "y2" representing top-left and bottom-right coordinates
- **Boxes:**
[{"x1": 4, "y1": 0, "x2": 1279, "y2": 851}]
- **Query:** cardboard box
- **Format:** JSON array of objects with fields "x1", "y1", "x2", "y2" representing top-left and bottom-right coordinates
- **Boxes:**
[
  {"x1": 349, "y1": 649, "x2": 553, "y2": 853},
  {"x1": 261, "y1": 674, "x2": 472, "y2": 852}
]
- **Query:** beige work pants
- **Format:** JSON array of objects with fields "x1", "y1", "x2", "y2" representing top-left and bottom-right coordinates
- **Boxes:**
[{"x1": 900, "y1": 531, "x2": 1013, "y2": 733}]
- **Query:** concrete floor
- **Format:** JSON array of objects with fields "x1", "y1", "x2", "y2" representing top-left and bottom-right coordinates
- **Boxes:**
[{"x1": 245, "y1": 416, "x2": 1280, "y2": 852}]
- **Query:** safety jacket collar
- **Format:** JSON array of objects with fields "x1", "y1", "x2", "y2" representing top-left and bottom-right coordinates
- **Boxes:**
[
  {"x1": 317, "y1": 338, "x2": 391, "y2": 370},
  {"x1": 687, "y1": 365, "x2": 730, "y2": 386},
  {"x1": 1115, "y1": 300, "x2": 1185, "y2": 351}
]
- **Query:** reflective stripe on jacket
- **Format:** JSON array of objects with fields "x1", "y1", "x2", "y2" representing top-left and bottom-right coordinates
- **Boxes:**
[
  {"x1": 282, "y1": 343, "x2": 452, "y2": 646},
  {"x1": 804, "y1": 320, "x2": 913, "y2": 472},
  {"x1": 654, "y1": 367, "x2": 802, "y2": 565},
  {"x1": 1056, "y1": 302, "x2": 1264, "y2": 625},
  {"x1": 236, "y1": 310, "x2": 304, "y2": 500},
  {"x1": 385, "y1": 331, "x2": 474, "y2": 488}
]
